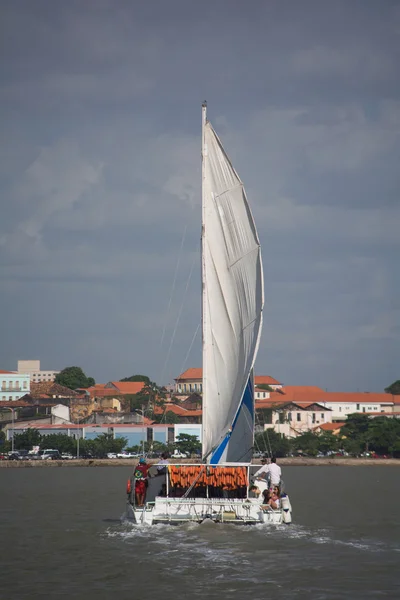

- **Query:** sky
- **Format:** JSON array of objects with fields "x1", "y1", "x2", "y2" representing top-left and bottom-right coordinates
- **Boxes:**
[{"x1": 1, "y1": 0, "x2": 399, "y2": 392}]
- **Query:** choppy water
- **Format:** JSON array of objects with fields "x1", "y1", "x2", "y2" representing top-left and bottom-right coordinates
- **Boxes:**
[{"x1": 1, "y1": 465, "x2": 399, "y2": 599}]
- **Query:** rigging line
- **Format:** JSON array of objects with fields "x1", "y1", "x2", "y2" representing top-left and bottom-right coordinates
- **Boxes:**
[
  {"x1": 265, "y1": 427, "x2": 273, "y2": 458},
  {"x1": 178, "y1": 322, "x2": 200, "y2": 381},
  {"x1": 254, "y1": 408, "x2": 269, "y2": 456},
  {"x1": 160, "y1": 224, "x2": 188, "y2": 350},
  {"x1": 182, "y1": 464, "x2": 206, "y2": 498},
  {"x1": 160, "y1": 250, "x2": 198, "y2": 386}
]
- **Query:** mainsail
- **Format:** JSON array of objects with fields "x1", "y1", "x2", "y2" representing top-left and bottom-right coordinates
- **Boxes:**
[{"x1": 201, "y1": 103, "x2": 264, "y2": 464}]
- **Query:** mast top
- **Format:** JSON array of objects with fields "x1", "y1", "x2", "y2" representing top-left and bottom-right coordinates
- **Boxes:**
[{"x1": 202, "y1": 100, "x2": 207, "y2": 108}]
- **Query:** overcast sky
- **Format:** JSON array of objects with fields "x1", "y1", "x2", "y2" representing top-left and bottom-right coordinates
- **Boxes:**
[{"x1": 1, "y1": 0, "x2": 399, "y2": 391}]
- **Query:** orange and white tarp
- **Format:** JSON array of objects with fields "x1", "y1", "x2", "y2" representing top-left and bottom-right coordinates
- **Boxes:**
[{"x1": 168, "y1": 465, "x2": 248, "y2": 489}]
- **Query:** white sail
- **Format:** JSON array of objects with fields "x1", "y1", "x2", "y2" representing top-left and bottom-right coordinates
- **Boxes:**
[{"x1": 201, "y1": 105, "x2": 264, "y2": 464}]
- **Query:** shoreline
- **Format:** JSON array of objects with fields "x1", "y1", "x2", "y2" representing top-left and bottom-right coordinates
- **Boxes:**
[{"x1": 1, "y1": 457, "x2": 399, "y2": 468}]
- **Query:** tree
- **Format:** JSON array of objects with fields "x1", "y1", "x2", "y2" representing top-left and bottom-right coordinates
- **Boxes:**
[
  {"x1": 340, "y1": 436, "x2": 363, "y2": 456},
  {"x1": 164, "y1": 410, "x2": 181, "y2": 424},
  {"x1": 340, "y1": 413, "x2": 371, "y2": 452},
  {"x1": 175, "y1": 433, "x2": 201, "y2": 456},
  {"x1": 81, "y1": 433, "x2": 127, "y2": 458},
  {"x1": 254, "y1": 429, "x2": 291, "y2": 457},
  {"x1": 55, "y1": 366, "x2": 95, "y2": 390},
  {"x1": 40, "y1": 434, "x2": 75, "y2": 454},
  {"x1": 384, "y1": 380, "x2": 400, "y2": 395},
  {"x1": 120, "y1": 374, "x2": 151, "y2": 384},
  {"x1": 368, "y1": 417, "x2": 400, "y2": 456},
  {"x1": 13, "y1": 428, "x2": 42, "y2": 450},
  {"x1": 0, "y1": 429, "x2": 10, "y2": 452},
  {"x1": 291, "y1": 432, "x2": 320, "y2": 457},
  {"x1": 256, "y1": 384, "x2": 274, "y2": 392},
  {"x1": 317, "y1": 431, "x2": 339, "y2": 455},
  {"x1": 256, "y1": 408, "x2": 273, "y2": 425}
]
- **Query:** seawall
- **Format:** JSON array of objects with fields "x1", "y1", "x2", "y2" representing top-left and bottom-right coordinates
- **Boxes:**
[{"x1": 1, "y1": 457, "x2": 399, "y2": 468}]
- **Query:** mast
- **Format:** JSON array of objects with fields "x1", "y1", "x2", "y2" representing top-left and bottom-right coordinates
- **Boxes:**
[{"x1": 201, "y1": 101, "x2": 207, "y2": 460}]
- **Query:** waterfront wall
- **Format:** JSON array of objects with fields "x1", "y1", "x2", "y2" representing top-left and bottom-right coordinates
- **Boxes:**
[{"x1": 1, "y1": 457, "x2": 399, "y2": 468}]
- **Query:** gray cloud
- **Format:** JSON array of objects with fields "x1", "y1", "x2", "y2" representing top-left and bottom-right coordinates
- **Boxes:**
[{"x1": 0, "y1": 0, "x2": 399, "y2": 391}]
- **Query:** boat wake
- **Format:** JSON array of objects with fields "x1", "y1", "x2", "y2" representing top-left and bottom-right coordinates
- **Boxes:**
[{"x1": 104, "y1": 518, "x2": 399, "y2": 556}]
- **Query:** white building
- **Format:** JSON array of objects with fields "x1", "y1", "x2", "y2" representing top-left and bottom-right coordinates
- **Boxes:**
[
  {"x1": 317, "y1": 392, "x2": 397, "y2": 421},
  {"x1": 260, "y1": 401, "x2": 333, "y2": 438},
  {"x1": 17, "y1": 360, "x2": 60, "y2": 383},
  {"x1": 0, "y1": 370, "x2": 30, "y2": 401}
]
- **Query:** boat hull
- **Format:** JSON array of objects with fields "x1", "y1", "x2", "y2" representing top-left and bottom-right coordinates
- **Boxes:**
[{"x1": 126, "y1": 496, "x2": 289, "y2": 526}]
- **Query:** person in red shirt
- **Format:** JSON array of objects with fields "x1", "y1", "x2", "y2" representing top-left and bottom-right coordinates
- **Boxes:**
[{"x1": 134, "y1": 457, "x2": 150, "y2": 507}]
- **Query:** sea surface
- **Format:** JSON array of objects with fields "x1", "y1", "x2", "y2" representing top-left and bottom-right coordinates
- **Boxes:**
[{"x1": 0, "y1": 465, "x2": 399, "y2": 599}]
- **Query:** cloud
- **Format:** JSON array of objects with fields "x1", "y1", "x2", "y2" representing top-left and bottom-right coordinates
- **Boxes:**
[{"x1": 0, "y1": 0, "x2": 399, "y2": 392}]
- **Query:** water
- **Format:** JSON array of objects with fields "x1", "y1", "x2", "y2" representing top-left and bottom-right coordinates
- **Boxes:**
[{"x1": 0, "y1": 466, "x2": 399, "y2": 599}]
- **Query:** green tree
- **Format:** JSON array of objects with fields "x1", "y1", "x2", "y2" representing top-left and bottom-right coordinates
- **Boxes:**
[
  {"x1": 55, "y1": 366, "x2": 95, "y2": 390},
  {"x1": 175, "y1": 433, "x2": 201, "y2": 456},
  {"x1": 120, "y1": 374, "x2": 151, "y2": 384},
  {"x1": 256, "y1": 408, "x2": 273, "y2": 425},
  {"x1": 368, "y1": 417, "x2": 400, "y2": 456},
  {"x1": 340, "y1": 436, "x2": 363, "y2": 456},
  {"x1": 40, "y1": 434, "x2": 75, "y2": 453},
  {"x1": 254, "y1": 429, "x2": 291, "y2": 457},
  {"x1": 340, "y1": 413, "x2": 371, "y2": 452},
  {"x1": 256, "y1": 384, "x2": 274, "y2": 392},
  {"x1": 13, "y1": 428, "x2": 42, "y2": 450},
  {"x1": 0, "y1": 429, "x2": 10, "y2": 452},
  {"x1": 291, "y1": 431, "x2": 320, "y2": 457},
  {"x1": 317, "y1": 431, "x2": 339, "y2": 455},
  {"x1": 87, "y1": 433, "x2": 127, "y2": 458},
  {"x1": 384, "y1": 380, "x2": 400, "y2": 395}
]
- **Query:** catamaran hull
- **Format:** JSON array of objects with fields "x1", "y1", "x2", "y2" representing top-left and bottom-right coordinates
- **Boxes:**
[{"x1": 126, "y1": 496, "x2": 291, "y2": 526}]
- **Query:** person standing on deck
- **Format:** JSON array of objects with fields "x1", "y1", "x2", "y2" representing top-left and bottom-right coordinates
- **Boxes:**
[
  {"x1": 134, "y1": 457, "x2": 150, "y2": 507},
  {"x1": 254, "y1": 457, "x2": 282, "y2": 489},
  {"x1": 268, "y1": 457, "x2": 282, "y2": 488},
  {"x1": 253, "y1": 458, "x2": 271, "y2": 487}
]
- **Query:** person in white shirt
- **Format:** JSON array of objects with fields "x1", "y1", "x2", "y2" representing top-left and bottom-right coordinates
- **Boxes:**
[
  {"x1": 253, "y1": 457, "x2": 282, "y2": 488},
  {"x1": 253, "y1": 458, "x2": 270, "y2": 483},
  {"x1": 268, "y1": 457, "x2": 282, "y2": 487},
  {"x1": 156, "y1": 452, "x2": 169, "y2": 474}
]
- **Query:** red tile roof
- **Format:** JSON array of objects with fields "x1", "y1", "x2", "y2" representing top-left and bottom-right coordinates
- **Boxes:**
[
  {"x1": 0, "y1": 370, "x2": 17, "y2": 374},
  {"x1": 317, "y1": 392, "x2": 396, "y2": 404},
  {"x1": 110, "y1": 381, "x2": 146, "y2": 394},
  {"x1": 175, "y1": 368, "x2": 202, "y2": 380},
  {"x1": 154, "y1": 404, "x2": 202, "y2": 417},
  {"x1": 175, "y1": 369, "x2": 282, "y2": 386},
  {"x1": 255, "y1": 398, "x2": 329, "y2": 411},
  {"x1": 314, "y1": 422, "x2": 346, "y2": 432},
  {"x1": 30, "y1": 382, "x2": 78, "y2": 397},
  {"x1": 0, "y1": 400, "x2": 32, "y2": 408},
  {"x1": 86, "y1": 381, "x2": 146, "y2": 397},
  {"x1": 254, "y1": 375, "x2": 281, "y2": 385}
]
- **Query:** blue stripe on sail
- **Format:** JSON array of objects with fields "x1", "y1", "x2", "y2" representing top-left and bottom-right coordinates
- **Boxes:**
[
  {"x1": 209, "y1": 376, "x2": 254, "y2": 465},
  {"x1": 232, "y1": 377, "x2": 253, "y2": 430},
  {"x1": 209, "y1": 431, "x2": 230, "y2": 465}
]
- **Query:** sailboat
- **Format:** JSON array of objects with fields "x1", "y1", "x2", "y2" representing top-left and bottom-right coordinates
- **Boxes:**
[{"x1": 126, "y1": 104, "x2": 292, "y2": 525}]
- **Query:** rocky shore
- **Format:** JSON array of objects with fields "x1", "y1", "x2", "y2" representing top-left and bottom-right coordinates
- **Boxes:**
[{"x1": 1, "y1": 457, "x2": 399, "y2": 468}]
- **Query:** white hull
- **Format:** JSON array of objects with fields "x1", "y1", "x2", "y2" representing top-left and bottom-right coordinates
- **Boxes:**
[{"x1": 126, "y1": 495, "x2": 291, "y2": 526}]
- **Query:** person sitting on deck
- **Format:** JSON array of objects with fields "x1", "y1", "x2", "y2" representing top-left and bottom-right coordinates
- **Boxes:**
[
  {"x1": 248, "y1": 485, "x2": 262, "y2": 502},
  {"x1": 267, "y1": 490, "x2": 280, "y2": 510},
  {"x1": 272, "y1": 485, "x2": 281, "y2": 498},
  {"x1": 156, "y1": 452, "x2": 170, "y2": 475},
  {"x1": 262, "y1": 488, "x2": 271, "y2": 505},
  {"x1": 134, "y1": 457, "x2": 150, "y2": 507}
]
